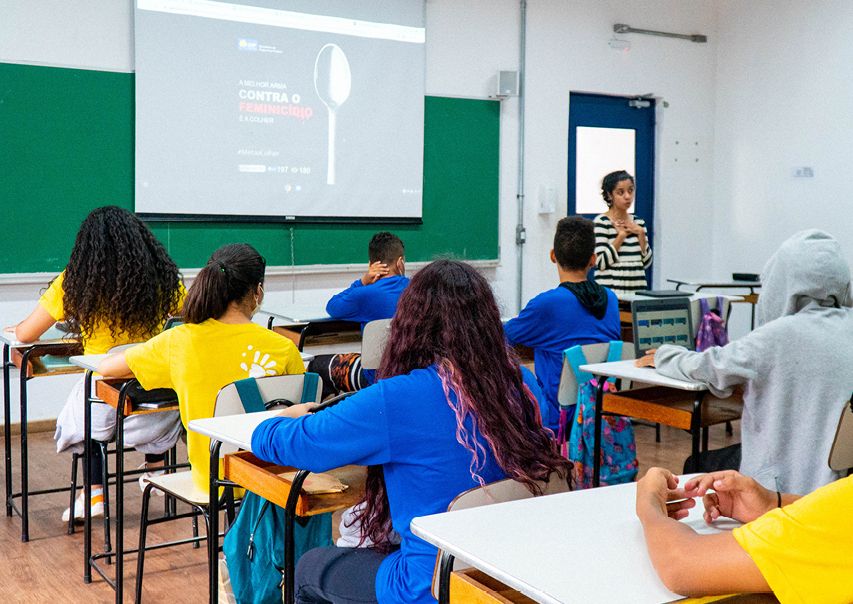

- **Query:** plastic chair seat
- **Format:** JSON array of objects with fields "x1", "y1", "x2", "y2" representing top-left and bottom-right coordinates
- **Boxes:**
[{"x1": 146, "y1": 471, "x2": 209, "y2": 506}]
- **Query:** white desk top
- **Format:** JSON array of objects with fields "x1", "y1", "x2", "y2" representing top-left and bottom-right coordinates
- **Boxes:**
[
  {"x1": 0, "y1": 326, "x2": 77, "y2": 348},
  {"x1": 411, "y1": 477, "x2": 733, "y2": 604},
  {"x1": 188, "y1": 409, "x2": 280, "y2": 451},
  {"x1": 579, "y1": 360, "x2": 707, "y2": 391},
  {"x1": 260, "y1": 303, "x2": 332, "y2": 324},
  {"x1": 618, "y1": 292, "x2": 744, "y2": 303},
  {"x1": 69, "y1": 354, "x2": 109, "y2": 372},
  {"x1": 666, "y1": 279, "x2": 761, "y2": 290}
]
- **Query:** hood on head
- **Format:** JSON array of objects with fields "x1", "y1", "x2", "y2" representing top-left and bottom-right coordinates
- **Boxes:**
[{"x1": 756, "y1": 229, "x2": 852, "y2": 326}]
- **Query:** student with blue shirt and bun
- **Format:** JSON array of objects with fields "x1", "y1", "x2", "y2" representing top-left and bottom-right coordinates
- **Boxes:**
[
  {"x1": 252, "y1": 259, "x2": 570, "y2": 604},
  {"x1": 308, "y1": 232, "x2": 409, "y2": 398},
  {"x1": 504, "y1": 216, "x2": 621, "y2": 432}
]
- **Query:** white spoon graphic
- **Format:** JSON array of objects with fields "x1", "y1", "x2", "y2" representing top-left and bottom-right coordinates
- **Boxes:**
[{"x1": 314, "y1": 44, "x2": 351, "y2": 185}]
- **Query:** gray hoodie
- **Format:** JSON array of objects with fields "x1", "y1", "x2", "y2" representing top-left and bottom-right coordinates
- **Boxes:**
[{"x1": 655, "y1": 230, "x2": 853, "y2": 494}]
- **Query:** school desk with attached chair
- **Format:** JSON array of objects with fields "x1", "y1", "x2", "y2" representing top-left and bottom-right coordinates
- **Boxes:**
[
  {"x1": 189, "y1": 408, "x2": 366, "y2": 604},
  {"x1": 260, "y1": 303, "x2": 360, "y2": 351},
  {"x1": 1, "y1": 325, "x2": 83, "y2": 542},
  {"x1": 580, "y1": 360, "x2": 742, "y2": 487}
]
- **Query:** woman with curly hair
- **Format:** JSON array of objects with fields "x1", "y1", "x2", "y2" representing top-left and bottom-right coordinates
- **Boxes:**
[
  {"x1": 13, "y1": 206, "x2": 185, "y2": 521},
  {"x1": 251, "y1": 259, "x2": 571, "y2": 604}
]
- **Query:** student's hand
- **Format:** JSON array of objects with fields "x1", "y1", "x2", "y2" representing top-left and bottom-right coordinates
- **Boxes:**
[
  {"x1": 682, "y1": 471, "x2": 777, "y2": 525},
  {"x1": 277, "y1": 403, "x2": 318, "y2": 419},
  {"x1": 361, "y1": 261, "x2": 390, "y2": 285},
  {"x1": 636, "y1": 467, "x2": 694, "y2": 521},
  {"x1": 634, "y1": 349, "x2": 657, "y2": 367}
]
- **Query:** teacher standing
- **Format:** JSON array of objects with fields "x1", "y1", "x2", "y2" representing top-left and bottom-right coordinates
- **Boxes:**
[{"x1": 593, "y1": 170, "x2": 653, "y2": 296}]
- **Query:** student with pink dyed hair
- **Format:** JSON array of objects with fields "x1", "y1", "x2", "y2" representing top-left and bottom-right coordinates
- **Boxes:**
[{"x1": 251, "y1": 259, "x2": 570, "y2": 604}]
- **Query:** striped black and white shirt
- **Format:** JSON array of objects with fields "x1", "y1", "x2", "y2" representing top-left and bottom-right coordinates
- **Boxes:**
[{"x1": 593, "y1": 213, "x2": 653, "y2": 296}]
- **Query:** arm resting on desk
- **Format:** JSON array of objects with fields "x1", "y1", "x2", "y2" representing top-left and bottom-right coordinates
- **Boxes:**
[
  {"x1": 97, "y1": 353, "x2": 134, "y2": 379},
  {"x1": 14, "y1": 305, "x2": 57, "y2": 344},
  {"x1": 636, "y1": 468, "x2": 770, "y2": 596},
  {"x1": 654, "y1": 330, "x2": 769, "y2": 398},
  {"x1": 251, "y1": 385, "x2": 391, "y2": 472}
]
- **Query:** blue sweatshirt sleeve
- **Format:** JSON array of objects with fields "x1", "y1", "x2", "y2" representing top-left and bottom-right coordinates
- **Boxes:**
[
  {"x1": 251, "y1": 385, "x2": 392, "y2": 472},
  {"x1": 504, "y1": 294, "x2": 552, "y2": 348},
  {"x1": 325, "y1": 279, "x2": 365, "y2": 320}
]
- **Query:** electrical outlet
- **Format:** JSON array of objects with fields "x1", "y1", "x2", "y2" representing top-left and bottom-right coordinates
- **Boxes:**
[{"x1": 793, "y1": 167, "x2": 814, "y2": 178}]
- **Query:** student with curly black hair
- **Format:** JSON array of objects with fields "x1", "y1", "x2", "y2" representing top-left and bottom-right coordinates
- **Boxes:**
[{"x1": 12, "y1": 206, "x2": 185, "y2": 522}]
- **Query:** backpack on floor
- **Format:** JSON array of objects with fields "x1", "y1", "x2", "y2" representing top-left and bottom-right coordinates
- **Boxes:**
[
  {"x1": 563, "y1": 342, "x2": 638, "y2": 489},
  {"x1": 695, "y1": 296, "x2": 729, "y2": 351},
  {"x1": 223, "y1": 493, "x2": 332, "y2": 604}
]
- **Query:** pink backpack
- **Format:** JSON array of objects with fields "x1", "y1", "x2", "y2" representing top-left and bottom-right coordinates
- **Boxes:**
[{"x1": 695, "y1": 296, "x2": 729, "y2": 351}]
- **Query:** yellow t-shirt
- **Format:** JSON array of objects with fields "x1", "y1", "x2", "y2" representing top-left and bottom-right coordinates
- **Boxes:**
[
  {"x1": 39, "y1": 271, "x2": 185, "y2": 355},
  {"x1": 124, "y1": 319, "x2": 305, "y2": 491},
  {"x1": 732, "y1": 475, "x2": 853, "y2": 604}
]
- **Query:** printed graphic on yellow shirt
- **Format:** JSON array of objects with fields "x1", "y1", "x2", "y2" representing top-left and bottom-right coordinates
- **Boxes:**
[{"x1": 240, "y1": 344, "x2": 279, "y2": 378}]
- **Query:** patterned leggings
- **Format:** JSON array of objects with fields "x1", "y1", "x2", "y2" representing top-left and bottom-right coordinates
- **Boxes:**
[{"x1": 307, "y1": 353, "x2": 369, "y2": 399}]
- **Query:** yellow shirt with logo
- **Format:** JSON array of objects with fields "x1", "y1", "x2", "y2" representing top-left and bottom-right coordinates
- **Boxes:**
[
  {"x1": 124, "y1": 319, "x2": 304, "y2": 491},
  {"x1": 39, "y1": 271, "x2": 185, "y2": 355},
  {"x1": 732, "y1": 475, "x2": 853, "y2": 604}
]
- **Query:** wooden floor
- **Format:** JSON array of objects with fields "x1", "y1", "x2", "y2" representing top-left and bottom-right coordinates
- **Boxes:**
[{"x1": 1, "y1": 420, "x2": 740, "y2": 602}]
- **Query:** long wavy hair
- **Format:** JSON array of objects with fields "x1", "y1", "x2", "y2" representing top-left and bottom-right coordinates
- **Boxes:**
[
  {"x1": 355, "y1": 259, "x2": 571, "y2": 546},
  {"x1": 62, "y1": 206, "x2": 182, "y2": 341}
]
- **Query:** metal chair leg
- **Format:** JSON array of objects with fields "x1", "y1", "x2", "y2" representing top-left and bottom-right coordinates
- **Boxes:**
[
  {"x1": 135, "y1": 483, "x2": 155, "y2": 604},
  {"x1": 99, "y1": 442, "x2": 112, "y2": 563},
  {"x1": 655, "y1": 423, "x2": 661, "y2": 443},
  {"x1": 68, "y1": 452, "x2": 80, "y2": 535},
  {"x1": 192, "y1": 513, "x2": 200, "y2": 549}
]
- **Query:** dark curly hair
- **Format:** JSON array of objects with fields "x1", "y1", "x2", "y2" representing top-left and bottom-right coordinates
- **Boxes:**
[
  {"x1": 353, "y1": 260, "x2": 571, "y2": 547},
  {"x1": 601, "y1": 170, "x2": 634, "y2": 207},
  {"x1": 553, "y1": 216, "x2": 595, "y2": 270},
  {"x1": 61, "y1": 206, "x2": 183, "y2": 342}
]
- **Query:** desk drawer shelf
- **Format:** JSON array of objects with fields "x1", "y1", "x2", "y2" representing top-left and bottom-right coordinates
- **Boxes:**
[
  {"x1": 12, "y1": 342, "x2": 83, "y2": 377},
  {"x1": 449, "y1": 569, "x2": 535, "y2": 604},
  {"x1": 604, "y1": 387, "x2": 743, "y2": 430},
  {"x1": 223, "y1": 451, "x2": 365, "y2": 516},
  {"x1": 95, "y1": 379, "x2": 179, "y2": 416}
]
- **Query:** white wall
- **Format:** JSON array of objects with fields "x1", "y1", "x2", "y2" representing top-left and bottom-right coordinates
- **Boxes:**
[
  {"x1": 522, "y1": 0, "x2": 719, "y2": 302},
  {"x1": 711, "y1": 0, "x2": 853, "y2": 278}
]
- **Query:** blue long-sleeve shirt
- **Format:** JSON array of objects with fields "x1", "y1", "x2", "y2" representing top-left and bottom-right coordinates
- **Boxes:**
[
  {"x1": 326, "y1": 275, "x2": 410, "y2": 330},
  {"x1": 504, "y1": 286, "x2": 621, "y2": 430},
  {"x1": 251, "y1": 366, "x2": 507, "y2": 604}
]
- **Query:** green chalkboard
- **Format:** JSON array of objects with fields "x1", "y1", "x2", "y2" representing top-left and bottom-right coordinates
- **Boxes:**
[{"x1": 0, "y1": 62, "x2": 499, "y2": 273}]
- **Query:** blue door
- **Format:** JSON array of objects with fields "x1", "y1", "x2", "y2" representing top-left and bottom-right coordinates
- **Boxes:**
[{"x1": 567, "y1": 92, "x2": 656, "y2": 282}]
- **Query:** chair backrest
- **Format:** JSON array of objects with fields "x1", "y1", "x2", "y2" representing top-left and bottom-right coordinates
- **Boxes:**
[
  {"x1": 689, "y1": 296, "x2": 732, "y2": 338},
  {"x1": 431, "y1": 473, "x2": 570, "y2": 598},
  {"x1": 163, "y1": 316, "x2": 183, "y2": 331},
  {"x1": 361, "y1": 319, "x2": 392, "y2": 370},
  {"x1": 829, "y1": 396, "x2": 853, "y2": 472},
  {"x1": 557, "y1": 342, "x2": 635, "y2": 408},
  {"x1": 213, "y1": 374, "x2": 323, "y2": 455}
]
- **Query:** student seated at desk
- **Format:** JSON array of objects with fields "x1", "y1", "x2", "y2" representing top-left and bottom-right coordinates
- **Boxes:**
[
  {"x1": 504, "y1": 216, "x2": 620, "y2": 432},
  {"x1": 12, "y1": 206, "x2": 185, "y2": 521},
  {"x1": 251, "y1": 259, "x2": 570, "y2": 604},
  {"x1": 308, "y1": 232, "x2": 410, "y2": 398},
  {"x1": 636, "y1": 467, "x2": 853, "y2": 603},
  {"x1": 636, "y1": 229, "x2": 853, "y2": 494},
  {"x1": 97, "y1": 243, "x2": 304, "y2": 492}
]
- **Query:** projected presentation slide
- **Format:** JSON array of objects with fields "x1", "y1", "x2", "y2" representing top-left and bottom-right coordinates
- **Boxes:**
[{"x1": 135, "y1": 0, "x2": 425, "y2": 220}]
